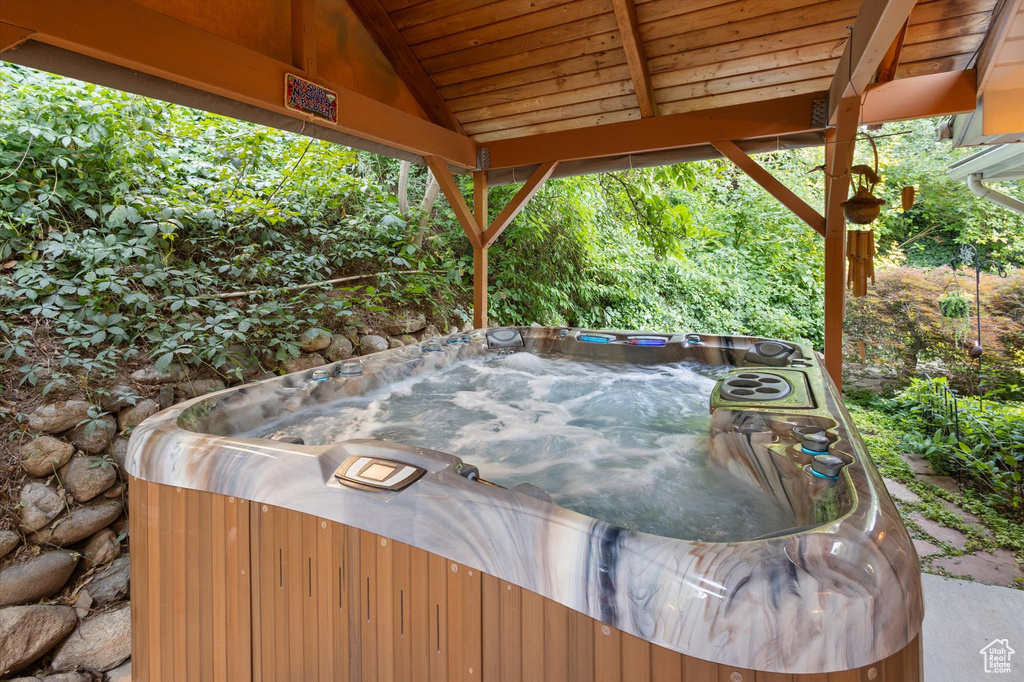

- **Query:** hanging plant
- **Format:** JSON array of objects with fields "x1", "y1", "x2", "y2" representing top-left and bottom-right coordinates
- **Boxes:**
[
  {"x1": 938, "y1": 290, "x2": 970, "y2": 319},
  {"x1": 842, "y1": 134, "x2": 886, "y2": 225}
]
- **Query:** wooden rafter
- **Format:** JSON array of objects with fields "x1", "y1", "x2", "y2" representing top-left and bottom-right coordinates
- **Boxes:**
[
  {"x1": 345, "y1": 0, "x2": 465, "y2": 134},
  {"x1": 711, "y1": 141, "x2": 825, "y2": 237},
  {"x1": 482, "y1": 162, "x2": 559, "y2": 247},
  {"x1": 823, "y1": 97, "x2": 861, "y2": 390},
  {"x1": 875, "y1": 19, "x2": 909, "y2": 84},
  {"x1": 0, "y1": 0, "x2": 477, "y2": 168},
  {"x1": 609, "y1": 0, "x2": 657, "y2": 118},
  {"x1": 861, "y1": 69, "x2": 977, "y2": 126},
  {"x1": 828, "y1": 0, "x2": 918, "y2": 122},
  {"x1": 424, "y1": 156, "x2": 482, "y2": 249},
  {"x1": 976, "y1": 0, "x2": 1024, "y2": 92},
  {"x1": 0, "y1": 22, "x2": 35, "y2": 52},
  {"x1": 290, "y1": 0, "x2": 317, "y2": 74},
  {"x1": 486, "y1": 93, "x2": 824, "y2": 170}
]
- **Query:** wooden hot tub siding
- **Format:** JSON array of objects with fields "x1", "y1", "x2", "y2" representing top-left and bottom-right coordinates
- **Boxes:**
[{"x1": 128, "y1": 477, "x2": 922, "y2": 681}]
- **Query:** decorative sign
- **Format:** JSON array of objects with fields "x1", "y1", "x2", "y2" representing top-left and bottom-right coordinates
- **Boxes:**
[{"x1": 285, "y1": 74, "x2": 338, "y2": 123}]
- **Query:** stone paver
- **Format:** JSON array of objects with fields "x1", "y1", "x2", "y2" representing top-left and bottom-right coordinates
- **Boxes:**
[
  {"x1": 913, "y1": 538, "x2": 942, "y2": 557},
  {"x1": 903, "y1": 452, "x2": 935, "y2": 476},
  {"x1": 883, "y1": 478, "x2": 921, "y2": 503},
  {"x1": 911, "y1": 514, "x2": 969, "y2": 550},
  {"x1": 918, "y1": 474, "x2": 961, "y2": 494},
  {"x1": 931, "y1": 549, "x2": 1024, "y2": 589}
]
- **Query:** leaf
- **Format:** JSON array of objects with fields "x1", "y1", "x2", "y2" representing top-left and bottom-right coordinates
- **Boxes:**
[{"x1": 153, "y1": 352, "x2": 175, "y2": 373}]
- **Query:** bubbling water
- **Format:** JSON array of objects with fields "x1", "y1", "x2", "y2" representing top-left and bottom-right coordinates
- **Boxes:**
[{"x1": 246, "y1": 353, "x2": 798, "y2": 541}]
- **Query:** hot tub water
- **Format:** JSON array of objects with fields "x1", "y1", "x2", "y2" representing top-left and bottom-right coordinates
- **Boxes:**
[{"x1": 244, "y1": 353, "x2": 798, "y2": 541}]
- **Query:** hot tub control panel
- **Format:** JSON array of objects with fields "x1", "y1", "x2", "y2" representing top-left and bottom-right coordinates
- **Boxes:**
[{"x1": 335, "y1": 456, "x2": 425, "y2": 492}]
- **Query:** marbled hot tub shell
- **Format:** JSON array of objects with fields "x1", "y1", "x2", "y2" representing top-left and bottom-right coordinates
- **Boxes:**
[{"x1": 126, "y1": 327, "x2": 923, "y2": 681}]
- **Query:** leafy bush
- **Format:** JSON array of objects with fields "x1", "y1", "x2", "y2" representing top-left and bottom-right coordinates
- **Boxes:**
[
  {"x1": 895, "y1": 378, "x2": 1024, "y2": 519},
  {"x1": 939, "y1": 290, "x2": 970, "y2": 319}
]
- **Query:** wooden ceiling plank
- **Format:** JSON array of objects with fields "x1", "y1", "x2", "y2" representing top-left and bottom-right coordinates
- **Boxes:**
[
  {"x1": 657, "y1": 78, "x2": 831, "y2": 115},
  {"x1": 648, "y1": 19, "x2": 852, "y2": 75},
  {"x1": 874, "y1": 19, "x2": 908, "y2": 83},
  {"x1": 656, "y1": 58, "x2": 838, "y2": 104},
  {"x1": 411, "y1": 0, "x2": 608, "y2": 58},
  {"x1": 899, "y1": 33, "x2": 988, "y2": 63},
  {"x1": 906, "y1": 12, "x2": 995, "y2": 44},
  {"x1": 424, "y1": 155, "x2": 482, "y2": 249},
  {"x1": 976, "y1": 0, "x2": 1024, "y2": 91},
  {"x1": 644, "y1": 0, "x2": 859, "y2": 56},
  {"x1": 639, "y1": 0, "x2": 831, "y2": 43},
  {"x1": 482, "y1": 161, "x2": 559, "y2": 247},
  {"x1": 440, "y1": 52, "x2": 628, "y2": 100},
  {"x1": 463, "y1": 93, "x2": 640, "y2": 134},
  {"x1": 0, "y1": 21, "x2": 35, "y2": 52},
  {"x1": 380, "y1": 0, "x2": 432, "y2": 13},
  {"x1": 711, "y1": 140, "x2": 825, "y2": 236},
  {"x1": 447, "y1": 65, "x2": 633, "y2": 113},
  {"x1": 908, "y1": 0, "x2": 997, "y2": 25},
  {"x1": 636, "y1": 0, "x2": 743, "y2": 26},
  {"x1": 651, "y1": 40, "x2": 846, "y2": 91},
  {"x1": 828, "y1": 0, "x2": 919, "y2": 122},
  {"x1": 610, "y1": 0, "x2": 658, "y2": 117},
  {"x1": 472, "y1": 109, "x2": 641, "y2": 141},
  {"x1": 430, "y1": 31, "x2": 622, "y2": 87},
  {"x1": 484, "y1": 92, "x2": 823, "y2": 168},
  {"x1": 2, "y1": 0, "x2": 477, "y2": 167},
  {"x1": 896, "y1": 52, "x2": 974, "y2": 78},
  {"x1": 420, "y1": 12, "x2": 617, "y2": 74},
  {"x1": 393, "y1": 0, "x2": 510, "y2": 32},
  {"x1": 345, "y1": 0, "x2": 466, "y2": 133},
  {"x1": 861, "y1": 68, "x2": 977, "y2": 124},
  {"x1": 457, "y1": 79, "x2": 637, "y2": 123}
]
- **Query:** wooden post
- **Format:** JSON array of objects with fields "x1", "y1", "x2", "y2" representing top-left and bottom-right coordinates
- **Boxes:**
[
  {"x1": 824, "y1": 97, "x2": 861, "y2": 391},
  {"x1": 473, "y1": 171, "x2": 488, "y2": 329}
]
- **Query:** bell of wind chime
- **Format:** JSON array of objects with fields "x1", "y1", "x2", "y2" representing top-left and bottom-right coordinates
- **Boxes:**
[{"x1": 846, "y1": 228, "x2": 875, "y2": 297}]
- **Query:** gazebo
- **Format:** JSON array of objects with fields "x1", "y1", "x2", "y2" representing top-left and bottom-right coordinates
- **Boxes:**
[{"x1": 1, "y1": 0, "x2": 1020, "y2": 387}]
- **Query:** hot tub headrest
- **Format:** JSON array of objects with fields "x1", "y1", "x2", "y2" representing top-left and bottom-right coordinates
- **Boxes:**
[{"x1": 487, "y1": 328, "x2": 524, "y2": 349}]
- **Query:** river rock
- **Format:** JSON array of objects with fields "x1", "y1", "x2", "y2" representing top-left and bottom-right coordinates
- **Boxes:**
[
  {"x1": 63, "y1": 457, "x2": 118, "y2": 503},
  {"x1": 27, "y1": 401, "x2": 92, "y2": 434},
  {"x1": 0, "y1": 605, "x2": 77, "y2": 676},
  {"x1": 388, "y1": 336, "x2": 405, "y2": 349},
  {"x1": 21, "y1": 436, "x2": 75, "y2": 477},
  {"x1": 399, "y1": 334, "x2": 418, "y2": 346},
  {"x1": 0, "y1": 530, "x2": 19, "y2": 560},
  {"x1": 129, "y1": 365, "x2": 186, "y2": 384},
  {"x1": 105, "y1": 660, "x2": 132, "y2": 682},
  {"x1": 117, "y1": 399, "x2": 159, "y2": 432},
  {"x1": 50, "y1": 605, "x2": 131, "y2": 673},
  {"x1": 111, "y1": 438, "x2": 130, "y2": 470},
  {"x1": 462, "y1": 321, "x2": 474, "y2": 332},
  {"x1": 421, "y1": 324, "x2": 440, "y2": 340},
  {"x1": 358, "y1": 334, "x2": 388, "y2": 355},
  {"x1": 157, "y1": 384, "x2": 175, "y2": 410},
  {"x1": 174, "y1": 379, "x2": 226, "y2": 400},
  {"x1": 68, "y1": 415, "x2": 116, "y2": 454},
  {"x1": 28, "y1": 500, "x2": 123, "y2": 547},
  {"x1": 0, "y1": 552, "x2": 78, "y2": 606},
  {"x1": 100, "y1": 385, "x2": 140, "y2": 412},
  {"x1": 80, "y1": 529, "x2": 119, "y2": 568},
  {"x1": 10, "y1": 673, "x2": 92, "y2": 682},
  {"x1": 282, "y1": 355, "x2": 326, "y2": 373},
  {"x1": 19, "y1": 482, "x2": 65, "y2": 533},
  {"x1": 89, "y1": 556, "x2": 130, "y2": 605},
  {"x1": 324, "y1": 335, "x2": 354, "y2": 362},
  {"x1": 299, "y1": 327, "x2": 333, "y2": 352},
  {"x1": 385, "y1": 311, "x2": 427, "y2": 335}
]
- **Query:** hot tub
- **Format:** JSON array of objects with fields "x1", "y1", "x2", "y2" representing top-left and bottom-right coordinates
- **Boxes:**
[{"x1": 126, "y1": 327, "x2": 923, "y2": 681}]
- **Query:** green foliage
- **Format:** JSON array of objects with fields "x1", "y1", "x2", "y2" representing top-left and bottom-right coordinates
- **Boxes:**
[
  {"x1": 895, "y1": 378, "x2": 1024, "y2": 519},
  {"x1": 938, "y1": 290, "x2": 970, "y2": 319}
]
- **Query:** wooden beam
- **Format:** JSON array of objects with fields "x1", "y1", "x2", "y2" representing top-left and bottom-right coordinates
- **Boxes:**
[
  {"x1": 482, "y1": 161, "x2": 559, "y2": 247},
  {"x1": 473, "y1": 171, "x2": 489, "y2": 329},
  {"x1": 711, "y1": 141, "x2": 825, "y2": 237},
  {"x1": 828, "y1": 0, "x2": 918, "y2": 122},
  {"x1": 0, "y1": 21, "x2": 35, "y2": 52},
  {"x1": 609, "y1": 0, "x2": 657, "y2": 118},
  {"x1": 345, "y1": 0, "x2": 465, "y2": 133},
  {"x1": 485, "y1": 93, "x2": 823, "y2": 170},
  {"x1": 290, "y1": 0, "x2": 317, "y2": 75},
  {"x1": 2, "y1": 0, "x2": 476, "y2": 168},
  {"x1": 424, "y1": 156, "x2": 481, "y2": 249},
  {"x1": 823, "y1": 97, "x2": 860, "y2": 391},
  {"x1": 875, "y1": 19, "x2": 908, "y2": 84},
  {"x1": 861, "y1": 69, "x2": 977, "y2": 126}
]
